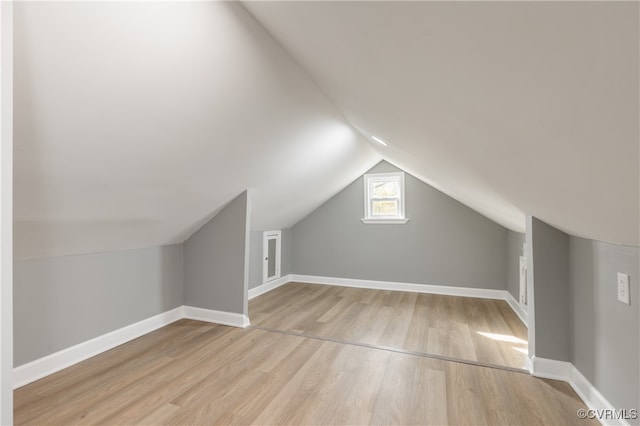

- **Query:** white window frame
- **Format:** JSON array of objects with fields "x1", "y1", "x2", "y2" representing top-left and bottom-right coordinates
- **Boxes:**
[{"x1": 361, "y1": 172, "x2": 409, "y2": 224}]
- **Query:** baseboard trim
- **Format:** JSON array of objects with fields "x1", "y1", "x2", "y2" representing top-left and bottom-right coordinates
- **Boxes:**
[
  {"x1": 285, "y1": 274, "x2": 527, "y2": 326},
  {"x1": 524, "y1": 356, "x2": 533, "y2": 374},
  {"x1": 531, "y1": 356, "x2": 629, "y2": 426},
  {"x1": 250, "y1": 274, "x2": 528, "y2": 328},
  {"x1": 13, "y1": 306, "x2": 184, "y2": 389},
  {"x1": 569, "y1": 366, "x2": 628, "y2": 426},
  {"x1": 290, "y1": 274, "x2": 509, "y2": 301},
  {"x1": 14, "y1": 305, "x2": 250, "y2": 389},
  {"x1": 183, "y1": 306, "x2": 250, "y2": 328},
  {"x1": 504, "y1": 292, "x2": 528, "y2": 326},
  {"x1": 248, "y1": 274, "x2": 291, "y2": 300},
  {"x1": 531, "y1": 356, "x2": 573, "y2": 381}
]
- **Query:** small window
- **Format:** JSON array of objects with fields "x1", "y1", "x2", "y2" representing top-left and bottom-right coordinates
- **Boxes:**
[{"x1": 361, "y1": 172, "x2": 409, "y2": 224}]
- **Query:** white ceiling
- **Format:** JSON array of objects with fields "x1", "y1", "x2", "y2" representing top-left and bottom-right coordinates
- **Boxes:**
[
  {"x1": 13, "y1": 1, "x2": 639, "y2": 259},
  {"x1": 13, "y1": 1, "x2": 380, "y2": 259},
  {"x1": 244, "y1": 1, "x2": 640, "y2": 246}
]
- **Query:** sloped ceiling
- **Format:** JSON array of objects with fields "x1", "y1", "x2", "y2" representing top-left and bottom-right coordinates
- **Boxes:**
[
  {"x1": 244, "y1": 1, "x2": 640, "y2": 246},
  {"x1": 14, "y1": 1, "x2": 639, "y2": 260},
  {"x1": 13, "y1": 1, "x2": 380, "y2": 259}
]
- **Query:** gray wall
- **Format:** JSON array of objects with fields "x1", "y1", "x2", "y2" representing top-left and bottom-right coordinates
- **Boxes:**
[
  {"x1": 528, "y1": 217, "x2": 570, "y2": 361},
  {"x1": 291, "y1": 161, "x2": 508, "y2": 290},
  {"x1": 248, "y1": 228, "x2": 292, "y2": 289},
  {"x1": 13, "y1": 244, "x2": 184, "y2": 366},
  {"x1": 282, "y1": 228, "x2": 292, "y2": 278},
  {"x1": 248, "y1": 231, "x2": 263, "y2": 290},
  {"x1": 506, "y1": 231, "x2": 525, "y2": 300},
  {"x1": 184, "y1": 191, "x2": 250, "y2": 314},
  {"x1": 570, "y1": 237, "x2": 639, "y2": 413}
]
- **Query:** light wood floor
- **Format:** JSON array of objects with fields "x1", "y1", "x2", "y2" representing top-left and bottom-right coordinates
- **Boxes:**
[
  {"x1": 250, "y1": 282, "x2": 529, "y2": 370},
  {"x1": 15, "y1": 319, "x2": 595, "y2": 425}
]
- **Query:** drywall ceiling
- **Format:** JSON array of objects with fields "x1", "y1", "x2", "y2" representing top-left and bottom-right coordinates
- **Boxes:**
[
  {"x1": 14, "y1": 1, "x2": 640, "y2": 260},
  {"x1": 13, "y1": 1, "x2": 381, "y2": 259},
  {"x1": 244, "y1": 1, "x2": 640, "y2": 246}
]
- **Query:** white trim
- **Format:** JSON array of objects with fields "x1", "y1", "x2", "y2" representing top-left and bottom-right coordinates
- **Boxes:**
[
  {"x1": 263, "y1": 230, "x2": 282, "y2": 284},
  {"x1": 11, "y1": 273, "x2": 626, "y2": 426},
  {"x1": 290, "y1": 274, "x2": 509, "y2": 300},
  {"x1": 524, "y1": 356, "x2": 533, "y2": 374},
  {"x1": 13, "y1": 306, "x2": 184, "y2": 389},
  {"x1": 524, "y1": 217, "x2": 537, "y2": 373},
  {"x1": 519, "y1": 255, "x2": 528, "y2": 306},
  {"x1": 249, "y1": 274, "x2": 291, "y2": 300},
  {"x1": 530, "y1": 356, "x2": 573, "y2": 381},
  {"x1": 570, "y1": 366, "x2": 629, "y2": 426},
  {"x1": 531, "y1": 357, "x2": 630, "y2": 426},
  {"x1": 250, "y1": 275, "x2": 528, "y2": 324},
  {"x1": 363, "y1": 171, "x2": 406, "y2": 221},
  {"x1": 13, "y1": 304, "x2": 252, "y2": 389},
  {"x1": 183, "y1": 306, "x2": 250, "y2": 328},
  {"x1": 0, "y1": 2, "x2": 14, "y2": 423},
  {"x1": 504, "y1": 291, "x2": 528, "y2": 326},
  {"x1": 361, "y1": 218, "x2": 409, "y2": 225}
]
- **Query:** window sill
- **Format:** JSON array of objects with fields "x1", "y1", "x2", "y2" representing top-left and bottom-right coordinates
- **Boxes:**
[{"x1": 361, "y1": 218, "x2": 409, "y2": 225}]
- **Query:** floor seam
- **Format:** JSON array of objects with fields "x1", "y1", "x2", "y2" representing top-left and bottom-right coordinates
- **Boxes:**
[{"x1": 248, "y1": 324, "x2": 529, "y2": 375}]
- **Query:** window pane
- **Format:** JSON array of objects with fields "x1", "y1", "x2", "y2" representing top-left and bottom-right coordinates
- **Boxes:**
[
  {"x1": 372, "y1": 181, "x2": 399, "y2": 198},
  {"x1": 372, "y1": 200, "x2": 399, "y2": 216}
]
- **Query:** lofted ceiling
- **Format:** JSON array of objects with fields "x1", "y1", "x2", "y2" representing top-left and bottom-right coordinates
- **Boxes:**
[
  {"x1": 13, "y1": 1, "x2": 639, "y2": 259},
  {"x1": 244, "y1": 1, "x2": 640, "y2": 246},
  {"x1": 13, "y1": 1, "x2": 380, "y2": 259}
]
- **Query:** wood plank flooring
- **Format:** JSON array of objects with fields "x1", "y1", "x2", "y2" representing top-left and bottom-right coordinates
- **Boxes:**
[
  {"x1": 249, "y1": 282, "x2": 528, "y2": 370},
  {"x1": 15, "y1": 319, "x2": 595, "y2": 425}
]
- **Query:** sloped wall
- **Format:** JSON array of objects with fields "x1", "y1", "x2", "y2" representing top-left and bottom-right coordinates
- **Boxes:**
[{"x1": 290, "y1": 161, "x2": 508, "y2": 290}]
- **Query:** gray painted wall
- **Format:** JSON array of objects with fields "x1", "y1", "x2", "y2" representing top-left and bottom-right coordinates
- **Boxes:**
[
  {"x1": 570, "y1": 237, "x2": 639, "y2": 414},
  {"x1": 282, "y1": 228, "x2": 292, "y2": 279},
  {"x1": 248, "y1": 231, "x2": 263, "y2": 290},
  {"x1": 184, "y1": 191, "x2": 249, "y2": 314},
  {"x1": 528, "y1": 217, "x2": 571, "y2": 361},
  {"x1": 248, "y1": 228, "x2": 292, "y2": 289},
  {"x1": 507, "y1": 231, "x2": 525, "y2": 300},
  {"x1": 291, "y1": 161, "x2": 508, "y2": 290},
  {"x1": 13, "y1": 244, "x2": 184, "y2": 366}
]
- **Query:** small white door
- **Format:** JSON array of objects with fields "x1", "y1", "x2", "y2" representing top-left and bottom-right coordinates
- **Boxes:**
[
  {"x1": 519, "y1": 255, "x2": 528, "y2": 307},
  {"x1": 263, "y1": 230, "x2": 281, "y2": 284}
]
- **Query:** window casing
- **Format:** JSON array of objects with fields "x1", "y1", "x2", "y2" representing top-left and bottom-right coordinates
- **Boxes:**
[{"x1": 362, "y1": 172, "x2": 409, "y2": 224}]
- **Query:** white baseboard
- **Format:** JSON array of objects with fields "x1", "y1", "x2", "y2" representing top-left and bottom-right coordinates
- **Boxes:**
[
  {"x1": 524, "y1": 355, "x2": 533, "y2": 374},
  {"x1": 251, "y1": 274, "x2": 528, "y2": 327},
  {"x1": 531, "y1": 356, "x2": 629, "y2": 426},
  {"x1": 569, "y1": 366, "x2": 629, "y2": 426},
  {"x1": 183, "y1": 306, "x2": 250, "y2": 328},
  {"x1": 258, "y1": 274, "x2": 634, "y2": 419},
  {"x1": 14, "y1": 304, "x2": 250, "y2": 389},
  {"x1": 248, "y1": 274, "x2": 291, "y2": 300},
  {"x1": 13, "y1": 306, "x2": 184, "y2": 389},
  {"x1": 504, "y1": 292, "x2": 528, "y2": 326},
  {"x1": 290, "y1": 274, "x2": 510, "y2": 302},
  {"x1": 531, "y1": 356, "x2": 573, "y2": 381}
]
